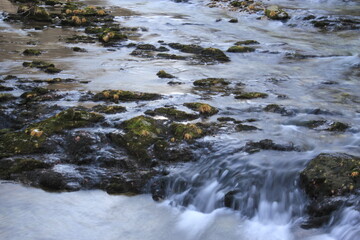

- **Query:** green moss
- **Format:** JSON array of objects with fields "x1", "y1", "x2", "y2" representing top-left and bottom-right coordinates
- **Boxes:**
[
  {"x1": 193, "y1": 78, "x2": 229, "y2": 87},
  {"x1": 145, "y1": 107, "x2": 198, "y2": 121},
  {"x1": 235, "y1": 92, "x2": 268, "y2": 99},
  {"x1": 0, "y1": 93, "x2": 15, "y2": 102},
  {"x1": 171, "y1": 123, "x2": 204, "y2": 141},
  {"x1": 235, "y1": 40, "x2": 260, "y2": 45},
  {"x1": 99, "y1": 31, "x2": 127, "y2": 43},
  {"x1": 157, "y1": 70, "x2": 175, "y2": 78},
  {"x1": 122, "y1": 116, "x2": 161, "y2": 137},
  {"x1": 227, "y1": 46, "x2": 255, "y2": 53},
  {"x1": 17, "y1": 5, "x2": 51, "y2": 22},
  {"x1": 23, "y1": 49, "x2": 42, "y2": 56},
  {"x1": 184, "y1": 102, "x2": 218, "y2": 116},
  {"x1": 93, "y1": 90, "x2": 161, "y2": 102},
  {"x1": 168, "y1": 43, "x2": 204, "y2": 54},
  {"x1": 200, "y1": 48, "x2": 230, "y2": 62},
  {"x1": 327, "y1": 122, "x2": 349, "y2": 132},
  {"x1": 10, "y1": 158, "x2": 49, "y2": 173},
  {"x1": 92, "y1": 105, "x2": 126, "y2": 114}
]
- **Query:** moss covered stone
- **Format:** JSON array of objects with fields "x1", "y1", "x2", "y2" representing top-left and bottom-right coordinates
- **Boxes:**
[
  {"x1": 23, "y1": 61, "x2": 62, "y2": 73},
  {"x1": 236, "y1": 124, "x2": 258, "y2": 131},
  {"x1": 156, "y1": 53, "x2": 187, "y2": 60},
  {"x1": 264, "y1": 5, "x2": 290, "y2": 21},
  {"x1": 23, "y1": 49, "x2": 42, "y2": 56},
  {"x1": 184, "y1": 102, "x2": 218, "y2": 116},
  {"x1": 327, "y1": 122, "x2": 349, "y2": 132},
  {"x1": 17, "y1": 5, "x2": 51, "y2": 22},
  {"x1": 235, "y1": 40, "x2": 260, "y2": 45},
  {"x1": 193, "y1": 78, "x2": 229, "y2": 87},
  {"x1": 168, "y1": 43, "x2": 204, "y2": 54},
  {"x1": 145, "y1": 107, "x2": 198, "y2": 121},
  {"x1": 10, "y1": 158, "x2": 49, "y2": 174},
  {"x1": 92, "y1": 105, "x2": 126, "y2": 114},
  {"x1": 200, "y1": 48, "x2": 230, "y2": 62},
  {"x1": 93, "y1": 90, "x2": 161, "y2": 103},
  {"x1": 300, "y1": 153, "x2": 360, "y2": 199},
  {"x1": 0, "y1": 93, "x2": 15, "y2": 102},
  {"x1": 171, "y1": 123, "x2": 204, "y2": 141},
  {"x1": 157, "y1": 70, "x2": 175, "y2": 79},
  {"x1": 235, "y1": 92, "x2": 268, "y2": 99},
  {"x1": 227, "y1": 46, "x2": 255, "y2": 53}
]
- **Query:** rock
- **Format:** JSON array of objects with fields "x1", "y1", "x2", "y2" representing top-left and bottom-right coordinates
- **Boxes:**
[
  {"x1": 236, "y1": 124, "x2": 258, "y2": 131},
  {"x1": 23, "y1": 61, "x2": 62, "y2": 74},
  {"x1": 300, "y1": 153, "x2": 360, "y2": 199},
  {"x1": 193, "y1": 78, "x2": 229, "y2": 87},
  {"x1": 235, "y1": 92, "x2": 268, "y2": 99},
  {"x1": 244, "y1": 139, "x2": 298, "y2": 154},
  {"x1": 170, "y1": 123, "x2": 205, "y2": 141},
  {"x1": 184, "y1": 102, "x2": 219, "y2": 116},
  {"x1": 263, "y1": 104, "x2": 294, "y2": 116},
  {"x1": 235, "y1": 40, "x2": 260, "y2": 45},
  {"x1": 0, "y1": 93, "x2": 15, "y2": 102},
  {"x1": 156, "y1": 53, "x2": 187, "y2": 60},
  {"x1": 151, "y1": 177, "x2": 168, "y2": 201},
  {"x1": 38, "y1": 171, "x2": 66, "y2": 191},
  {"x1": 200, "y1": 47, "x2": 230, "y2": 63},
  {"x1": 153, "y1": 140, "x2": 194, "y2": 162},
  {"x1": 17, "y1": 5, "x2": 52, "y2": 22},
  {"x1": 23, "y1": 49, "x2": 42, "y2": 56},
  {"x1": 229, "y1": 18, "x2": 238, "y2": 23},
  {"x1": 145, "y1": 107, "x2": 199, "y2": 121},
  {"x1": 227, "y1": 46, "x2": 255, "y2": 53},
  {"x1": 157, "y1": 70, "x2": 175, "y2": 78},
  {"x1": 264, "y1": 5, "x2": 290, "y2": 21},
  {"x1": 93, "y1": 90, "x2": 161, "y2": 102},
  {"x1": 168, "y1": 43, "x2": 204, "y2": 54},
  {"x1": 92, "y1": 105, "x2": 126, "y2": 114},
  {"x1": 327, "y1": 121, "x2": 349, "y2": 132}
]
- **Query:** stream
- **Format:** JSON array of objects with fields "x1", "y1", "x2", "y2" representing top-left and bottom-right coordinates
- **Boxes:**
[{"x1": 0, "y1": 0, "x2": 360, "y2": 239}]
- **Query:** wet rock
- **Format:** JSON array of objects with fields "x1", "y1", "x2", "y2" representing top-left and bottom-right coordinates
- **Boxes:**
[
  {"x1": 300, "y1": 153, "x2": 360, "y2": 199},
  {"x1": 92, "y1": 105, "x2": 126, "y2": 114},
  {"x1": 227, "y1": 46, "x2": 255, "y2": 53},
  {"x1": 145, "y1": 107, "x2": 199, "y2": 121},
  {"x1": 199, "y1": 47, "x2": 230, "y2": 63},
  {"x1": 309, "y1": 17, "x2": 360, "y2": 31},
  {"x1": 17, "y1": 5, "x2": 52, "y2": 22},
  {"x1": 0, "y1": 93, "x2": 15, "y2": 102},
  {"x1": 38, "y1": 170, "x2": 66, "y2": 191},
  {"x1": 170, "y1": 123, "x2": 205, "y2": 141},
  {"x1": 23, "y1": 49, "x2": 42, "y2": 56},
  {"x1": 156, "y1": 53, "x2": 187, "y2": 60},
  {"x1": 217, "y1": 117, "x2": 236, "y2": 122},
  {"x1": 296, "y1": 120, "x2": 327, "y2": 129},
  {"x1": 235, "y1": 40, "x2": 259, "y2": 45},
  {"x1": 264, "y1": 5, "x2": 290, "y2": 21},
  {"x1": 72, "y1": 47, "x2": 87, "y2": 52},
  {"x1": 229, "y1": 18, "x2": 238, "y2": 23},
  {"x1": 65, "y1": 131, "x2": 99, "y2": 165},
  {"x1": 66, "y1": 35, "x2": 97, "y2": 44},
  {"x1": 327, "y1": 121, "x2": 349, "y2": 132},
  {"x1": 153, "y1": 140, "x2": 194, "y2": 162},
  {"x1": 0, "y1": 158, "x2": 50, "y2": 179},
  {"x1": 235, "y1": 124, "x2": 258, "y2": 131},
  {"x1": 224, "y1": 190, "x2": 241, "y2": 210},
  {"x1": 0, "y1": 108, "x2": 104, "y2": 157},
  {"x1": 23, "y1": 61, "x2": 62, "y2": 74},
  {"x1": 193, "y1": 78, "x2": 229, "y2": 87},
  {"x1": 20, "y1": 87, "x2": 59, "y2": 102},
  {"x1": 235, "y1": 92, "x2": 268, "y2": 99},
  {"x1": 151, "y1": 177, "x2": 168, "y2": 201},
  {"x1": 244, "y1": 139, "x2": 298, "y2": 154},
  {"x1": 93, "y1": 90, "x2": 161, "y2": 103},
  {"x1": 0, "y1": 85, "x2": 14, "y2": 91},
  {"x1": 168, "y1": 43, "x2": 204, "y2": 54},
  {"x1": 157, "y1": 70, "x2": 175, "y2": 79},
  {"x1": 263, "y1": 104, "x2": 294, "y2": 116},
  {"x1": 184, "y1": 102, "x2": 219, "y2": 116}
]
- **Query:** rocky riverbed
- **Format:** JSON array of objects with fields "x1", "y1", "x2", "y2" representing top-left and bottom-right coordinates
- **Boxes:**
[{"x1": 0, "y1": 0, "x2": 360, "y2": 239}]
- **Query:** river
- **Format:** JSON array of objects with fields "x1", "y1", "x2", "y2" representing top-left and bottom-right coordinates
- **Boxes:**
[{"x1": 0, "y1": 0, "x2": 359, "y2": 239}]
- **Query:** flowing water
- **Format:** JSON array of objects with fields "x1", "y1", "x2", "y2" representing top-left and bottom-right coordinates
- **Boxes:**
[{"x1": 0, "y1": 0, "x2": 360, "y2": 239}]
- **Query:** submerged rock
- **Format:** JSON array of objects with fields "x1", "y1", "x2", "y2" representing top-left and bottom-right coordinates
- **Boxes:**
[
  {"x1": 244, "y1": 139, "x2": 299, "y2": 154},
  {"x1": 157, "y1": 70, "x2": 175, "y2": 79},
  {"x1": 145, "y1": 107, "x2": 198, "y2": 121},
  {"x1": 193, "y1": 78, "x2": 229, "y2": 87},
  {"x1": 235, "y1": 92, "x2": 268, "y2": 99}
]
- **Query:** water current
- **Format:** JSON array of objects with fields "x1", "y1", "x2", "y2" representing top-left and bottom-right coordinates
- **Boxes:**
[{"x1": 0, "y1": 0, "x2": 360, "y2": 239}]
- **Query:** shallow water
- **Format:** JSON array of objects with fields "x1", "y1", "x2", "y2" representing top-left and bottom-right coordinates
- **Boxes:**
[{"x1": 0, "y1": 0, "x2": 360, "y2": 239}]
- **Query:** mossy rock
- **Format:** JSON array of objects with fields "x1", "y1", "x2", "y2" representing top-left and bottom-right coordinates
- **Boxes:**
[
  {"x1": 23, "y1": 49, "x2": 42, "y2": 56},
  {"x1": 20, "y1": 87, "x2": 51, "y2": 102},
  {"x1": 235, "y1": 40, "x2": 260, "y2": 45},
  {"x1": 136, "y1": 44, "x2": 157, "y2": 51},
  {"x1": 193, "y1": 78, "x2": 229, "y2": 87},
  {"x1": 168, "y1": 43, "x2": 204, "y2": 54},
  {"x1": 0, "y1": 93, "x2": 15, "y2": 102},
  {"x1": 157, "y1": 70, "x2": 175, "y2": 79},
  {"x1": 0, "y1": 85, "x2": 14, "y2": 91},
  {"x1": 93, "y1": 90, "x2": 161, "y2": 102},
  {"x1": 10, "y1": 158, "x2": 50, "y2": 174},
  {"x1": 99, "y1": 31, "x2": 127, "y2": 43},
  {"x1": 66, "y1": 35, "x2": 97, "y2": 44},
  {"x1": 156, "y1": 53, "x2": 187, "y2": 60},
  {"x1": 17, "y1": 5, "x2": 51, "y2": 22},
  {"x1": 217, "y1": 117, "x2": 236, "y2": 122},
  {"x1": 300, "y1": 153, "x2": 360, "y2": 199},
  {"x1": 227, "y1": 46, "x2": 255, "y2": 53},
  {"x1": 235, "y1": 92, "x2": 268, "y2": 99},
  {"x1": 170, "y1": 123, "x2": 204, "y2": 141},
  {"x1": 264, "y1": 5, "x2": 290, "y2": 20},
  {"x1": 122, "y1": 116, "x2": 161, "y2": 137},
  {"x1": 23, "y1": 61, "x2": 61, "y2": 73},
  {"x1": 72, "y1": 47, "x2": 87, "y2": 52},
  {"x1": 44, "y1": 66, "x2": 62, "y2": 74},
  {"x1": 200, "y1": 48, "x2": 230, "y2": 62},
  {"x1": 236, "y1": 124, "x2": 258, "y2": 131},
  {"x1": 184, "y1": 102, "x2": 219, "y2": 116},
  {"x1": 296, "y1": 120, "x2": 327, "y2": 129},
  {"x1": 145, "y1": 107, "x2": 199, "y2": 121},
  {"x1": 327, "y1": 122, "x2": 349, "y2": 132},
  {"x1": 92, "y1": 105, "x2": 126, "y2": 114}
]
